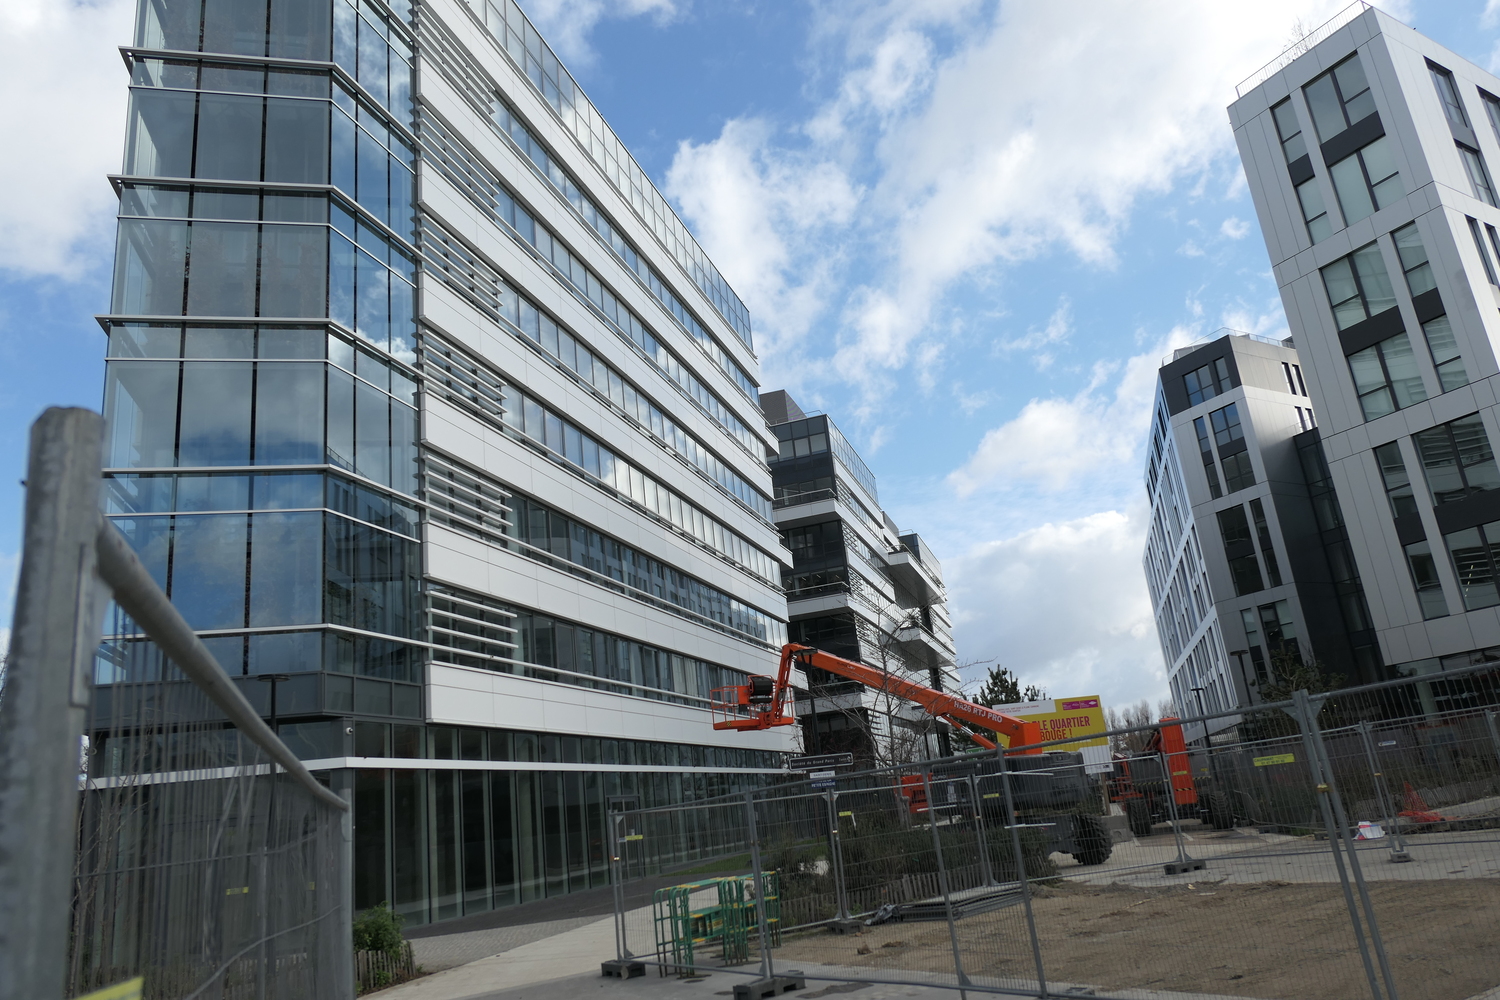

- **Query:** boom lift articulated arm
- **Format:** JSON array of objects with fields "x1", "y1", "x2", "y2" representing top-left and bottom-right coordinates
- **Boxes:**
[{"x1": 711, "y1": 643, "x2": 1043, "y2": 755}]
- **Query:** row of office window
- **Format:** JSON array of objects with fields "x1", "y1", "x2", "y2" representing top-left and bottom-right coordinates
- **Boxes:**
[
  {"x1": 126, "y1": 62, "x2": 414, "y2": 237},
  {"x1": 1241, "y1": 600, "x2": 1300, "y2": 684},
  {"x1": 505, "y1": 384, "x2": 780, "y2": 586},
  {"x1": 113, "y1": 200, "x2": 417, "y2": 363},
  {"x1": 460, "y1": 0, "x2": 754, "y2": 348},
  {"x1": 418, "y1": 216, "x2": 762, "y2": 462},
  {"x1": 1320, "y1": 227, "x2": 1468, "y2": 421},
  {"x1": 101, "y1": 474, "x2": 420, "y2": 641},
  {"x1": 351, "y1": 760, "x2": 774, "y2": 925},
  {"x1": 489, "y1": 100, "x2": 757, "y2": 402},
  {"x1": 104, "y1": 324, "x2": 418, "y2": 494},
  {"x1": 136, "y1": 0, "x2": 413, "y2": 122},
  {"x1": 506, "y1": 497, "x2": 784, "y2": 646},
  {"x1": 483, "y1": 269, "x2": 769, "y2": 519},
  {"x1": 770, "y1": 417, "x2": 881, "y2": 503}
]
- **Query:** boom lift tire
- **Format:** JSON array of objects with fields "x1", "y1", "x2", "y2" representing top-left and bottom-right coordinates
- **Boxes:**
[
  {"x1": 1126, "y1": 798, "x2": 1153, "y2": 837},
  {"x1": 1204, "y1": 790, "x2": 1234, "y2": 830},
  {"x1": 1070, "y1": 814, "x2": 1113, "y2": 866}
]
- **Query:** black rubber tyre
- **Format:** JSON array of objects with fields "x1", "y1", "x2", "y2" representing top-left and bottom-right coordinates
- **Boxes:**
[
  {"x1": 1126, "y1": 797, "x2": 1153, "y2": 837},
  {"x1": 1204, "y1": 790, "x2": 1235, "y2": 830},
  {"x1": 1070, "y1": 813, "x2": 1113, "y2": 866}
]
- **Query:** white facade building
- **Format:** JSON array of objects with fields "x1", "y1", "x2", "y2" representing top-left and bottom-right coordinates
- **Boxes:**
[{"x1": 1232, "y1": 5, "x2": 1500, "y2": 692}]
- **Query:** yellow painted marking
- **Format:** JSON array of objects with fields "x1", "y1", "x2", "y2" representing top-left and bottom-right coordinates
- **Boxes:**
[
  {"x1": 1254, "y1": 753, "x2": 1296, "y2": 767},
  {"x1": 78, "y1": 977, "x2": 143, "y2": 1000}
]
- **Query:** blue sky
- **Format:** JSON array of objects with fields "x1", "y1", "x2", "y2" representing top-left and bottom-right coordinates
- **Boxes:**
[{"x1": 4, "y1": 0, "x2": 1499, "y2": 709}]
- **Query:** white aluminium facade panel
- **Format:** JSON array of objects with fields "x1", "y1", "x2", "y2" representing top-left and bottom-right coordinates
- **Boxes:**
[{"x1": 1233, "y1": 7, "x2": 1500, "y2": 675}]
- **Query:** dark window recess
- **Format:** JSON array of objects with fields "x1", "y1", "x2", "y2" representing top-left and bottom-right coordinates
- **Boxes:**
[
  {"x1": 1184, "y1": 357, "x2": 1233, "y2": 406},
  {"x1": 1468, "y1": 217, "x2": 1499, "y2": 285},
  {"x1": 1430, "y1": 62, "x2": 1470, "y2": 125},
  {"x1": 1209, "y1": 402, "x2": 1244, "y2": 449},
  {"x1": 1414, "y1": 414, "x2": 1500, "y2": 505},
  {"x1": 1221, "y1": 452, "x2": 1256, "y2": 493},
  {"x1": 1218, "y1": 505, "x2": 1263, "y2": 597},
  {"x1": 1193, "y1": 417, "x2": 1223, "y2": 499},
  {"x1": 1405, "y1": 540, "x2": 1449, "y2": 619},
  {"x1": 1249, "y1": 498, "x2": 1283, "y2": 587},
  {"x1": 1373, "y1": 441, "x2": 1419, "y2": 518}
]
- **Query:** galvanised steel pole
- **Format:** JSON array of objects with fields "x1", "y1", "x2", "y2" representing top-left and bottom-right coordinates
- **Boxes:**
[
  {"x1": 0, "y1": 408, "x2": 109, "y2": 1000},
  {"x1": 1292, "y1": 691, "x2": 1386, "y2": 1000}
]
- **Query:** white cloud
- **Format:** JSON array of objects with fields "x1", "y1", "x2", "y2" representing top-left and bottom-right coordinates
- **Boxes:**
[
  {"x1": 947, "y1": 328, "x2": 1195, "y2": 497},
  {"x1": 994, "y1": 298, "x2": 1071, "y2": 363},
  {"x1": 946, "y1": 508, "x2": 1165, "y2": 709},
  {"x1": 1483, "y1": 0, "x2": 1500, "y2": 30},
  {"x1": 0, "y1": 0, "x2": 134, "y2": 278},
  {"x1": 1220, "y1": 216, "x2": 1252, "y2": 239},
  {"x1": 522, "y1": 0, "x2": 682, "y2": 67},
  {"x1": 665, "y1": 118, "x2": 860, "y2": 383},
  {"x1": 667, "y1": 1, "x2": 1348, "y2": 403}
]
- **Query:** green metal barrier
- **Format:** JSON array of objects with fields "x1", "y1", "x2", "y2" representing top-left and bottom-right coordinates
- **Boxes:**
[{"x1": 651, "y1": 872, "x2": 782, "y2": 975}]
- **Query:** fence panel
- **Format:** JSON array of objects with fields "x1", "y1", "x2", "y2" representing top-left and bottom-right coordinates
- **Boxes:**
[{"x1": 607, "y1": 683, "x2": 1500, "y2": 1000}]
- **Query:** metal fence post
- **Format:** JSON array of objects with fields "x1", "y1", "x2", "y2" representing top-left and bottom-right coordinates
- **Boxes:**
[
  {"x1": 1485, "y1": 711, "x2": 1500, "y2": 770},
  {"x1": 0, "y1": 408, "x2": 108, "y2": 1000},
  {"x1": 921, "y1": 770, "x2": 970, "y2": 998},
  {"x1": 999, "y1": 755, "x2": 1048, "y2": 998},
  {"x1": 742, "y1": 791, "x2": 803, "y2": 994},
  {"x1": 1159, "y1": 751, "x2": 1199, "y2": 874},
  {"x1": 827, "y1": 789, "x2": 850, "y2": 921},
  {"x1": 1301, "y1": 698, "x2": 1399, "y2": 1000},
  {"x1": 1291, "y1": 691, "x2": 1389, "y2": 1000},
  {"x1": 1355, "y1": 721, "x2": 1409, "y2": 862},
  {"x1": 968, "y1": 774, "x2": 995, "y2": 887}
]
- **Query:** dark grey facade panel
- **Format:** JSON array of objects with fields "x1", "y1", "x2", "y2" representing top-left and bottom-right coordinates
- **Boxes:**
[
  {"x1": 1393, "y1": 511, "x2": 1428, "y2": 545},
  {"x1": 1412, "y1": 287, "x2": 1446, "y2": 323},
  {"x1": 1432, "y1": 487, "x2": 1500, "y2": 534},
  {"x1": 1319, "y1": 111, "x2": 1384, "y2": 166},
  {"x1": 1159, "y1": 335, "x2": 1239, "y2": 415},
  {"x1": 1337, "y1": 306, "x2": 1405, "y2": 356},
  {"x1": 1287, "y1": 153, "x2": 1317, "y2": 187}
]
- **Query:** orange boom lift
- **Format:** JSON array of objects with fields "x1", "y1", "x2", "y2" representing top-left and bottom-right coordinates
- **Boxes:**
[{"x1": 711, "y1": 643, "x2": 1044, "y2": 754}]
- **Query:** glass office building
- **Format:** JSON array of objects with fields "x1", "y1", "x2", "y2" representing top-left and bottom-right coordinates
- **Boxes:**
[{"x1": 99, "y1": 0, "x2": 795, "y2": 925}]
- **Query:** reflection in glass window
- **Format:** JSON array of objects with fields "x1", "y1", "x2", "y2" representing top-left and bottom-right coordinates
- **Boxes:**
[
  {"x1": 1468, "y1": 216, "x2": 1498, "y2": 285},
  {"x1": 1209, "y1": 403, "x2": 1244, "y2": 449},
  {"x1": 1414, "y1": 414, "x2": 1500, "y2": 504},
  {"x1": 1421, "y1": 315, "x2": 1468, "y2": 391},
  {"x1": 1193, "y1": 417, "x2": 1222, "y2": 499},
  {"x1": 1327, "y1": 137, "x2": 1403, "y2": 225},
  {"x1": 1272, "y1": 99, "x2": 1307, "y2": 163},
  {"x1": 1429, "y1": 62, "x2": 1470, "y2": 128},
  {"x1": 1304, "y1": 54, "x2": 1375, "y2": 140},
  {"x1": 1392, "y1": 224, "x2": 1436, "y2": 296},
  {"x1": 1458, "y1": 144, "x2": 1499, "y2": 207},
  {"x1": 1322, "y1": 242, "x2": 1397, "y2": 330},
  {"x1": 1184, "y1": 357, "x2": 1231, "y2": 405},
  {"x1": 1249, "y1": 498, "x2": 1282, "y2": 587},
  {"x1": 1296, "y1": 178, "x2": 1332, "y2": 243},
  {"x1": 1347, "y1": 333, "x2": 1426, "y2": 420},
  {"x1": 1404, "y1": 540, "x2": 1449, "y2": 619},
  {"x1": 1483, "y1": 90, "x2": 1500, "y2": 145},
  {"x1": 1221, "y1": 452, "x2": 1256, "y2": 493},
  {"x1": 1373, "y1": 441, "x2": 1419, "y2": 518},
  {"x1": 1444, "y1": 522, "x2": 1500, "y2": 611}
]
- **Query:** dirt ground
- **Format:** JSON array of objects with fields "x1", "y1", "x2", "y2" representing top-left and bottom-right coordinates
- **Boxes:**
[{"x1": 772, "y1": 879, "x2": 1500, "y2": 1000}]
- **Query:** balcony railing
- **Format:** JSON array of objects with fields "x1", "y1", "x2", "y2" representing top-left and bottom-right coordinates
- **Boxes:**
[{"x1": 1235, "y1": 2, "x2": 1371, "y2": 97}]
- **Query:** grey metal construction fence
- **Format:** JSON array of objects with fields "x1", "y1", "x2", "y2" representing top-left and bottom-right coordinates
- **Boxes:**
[
  {"x1": 606, "y1": 668, "x2": 1500, "y2": 1000},
  {"x1": 0, "y1": 408, "x2": 355, "y2": 1000}
]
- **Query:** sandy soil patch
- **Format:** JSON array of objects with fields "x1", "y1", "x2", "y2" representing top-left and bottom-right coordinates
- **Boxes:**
[{"x1": 771, "y1": 879, "x2": 1500, "y2": 1000}]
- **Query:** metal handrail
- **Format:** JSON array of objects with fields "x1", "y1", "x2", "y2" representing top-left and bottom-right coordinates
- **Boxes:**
[
  {"x1": 94, "y1": 519, "x2": 349, "y2": 812},
  {"x1": 1235, "y1": 2, "x2": 1371, "y2": 98}
]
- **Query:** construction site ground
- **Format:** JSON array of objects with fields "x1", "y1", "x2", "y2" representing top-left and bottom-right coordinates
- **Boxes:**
[{"x1": 373, "y1": 823, "x2": 1499, "y2": 1000}]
